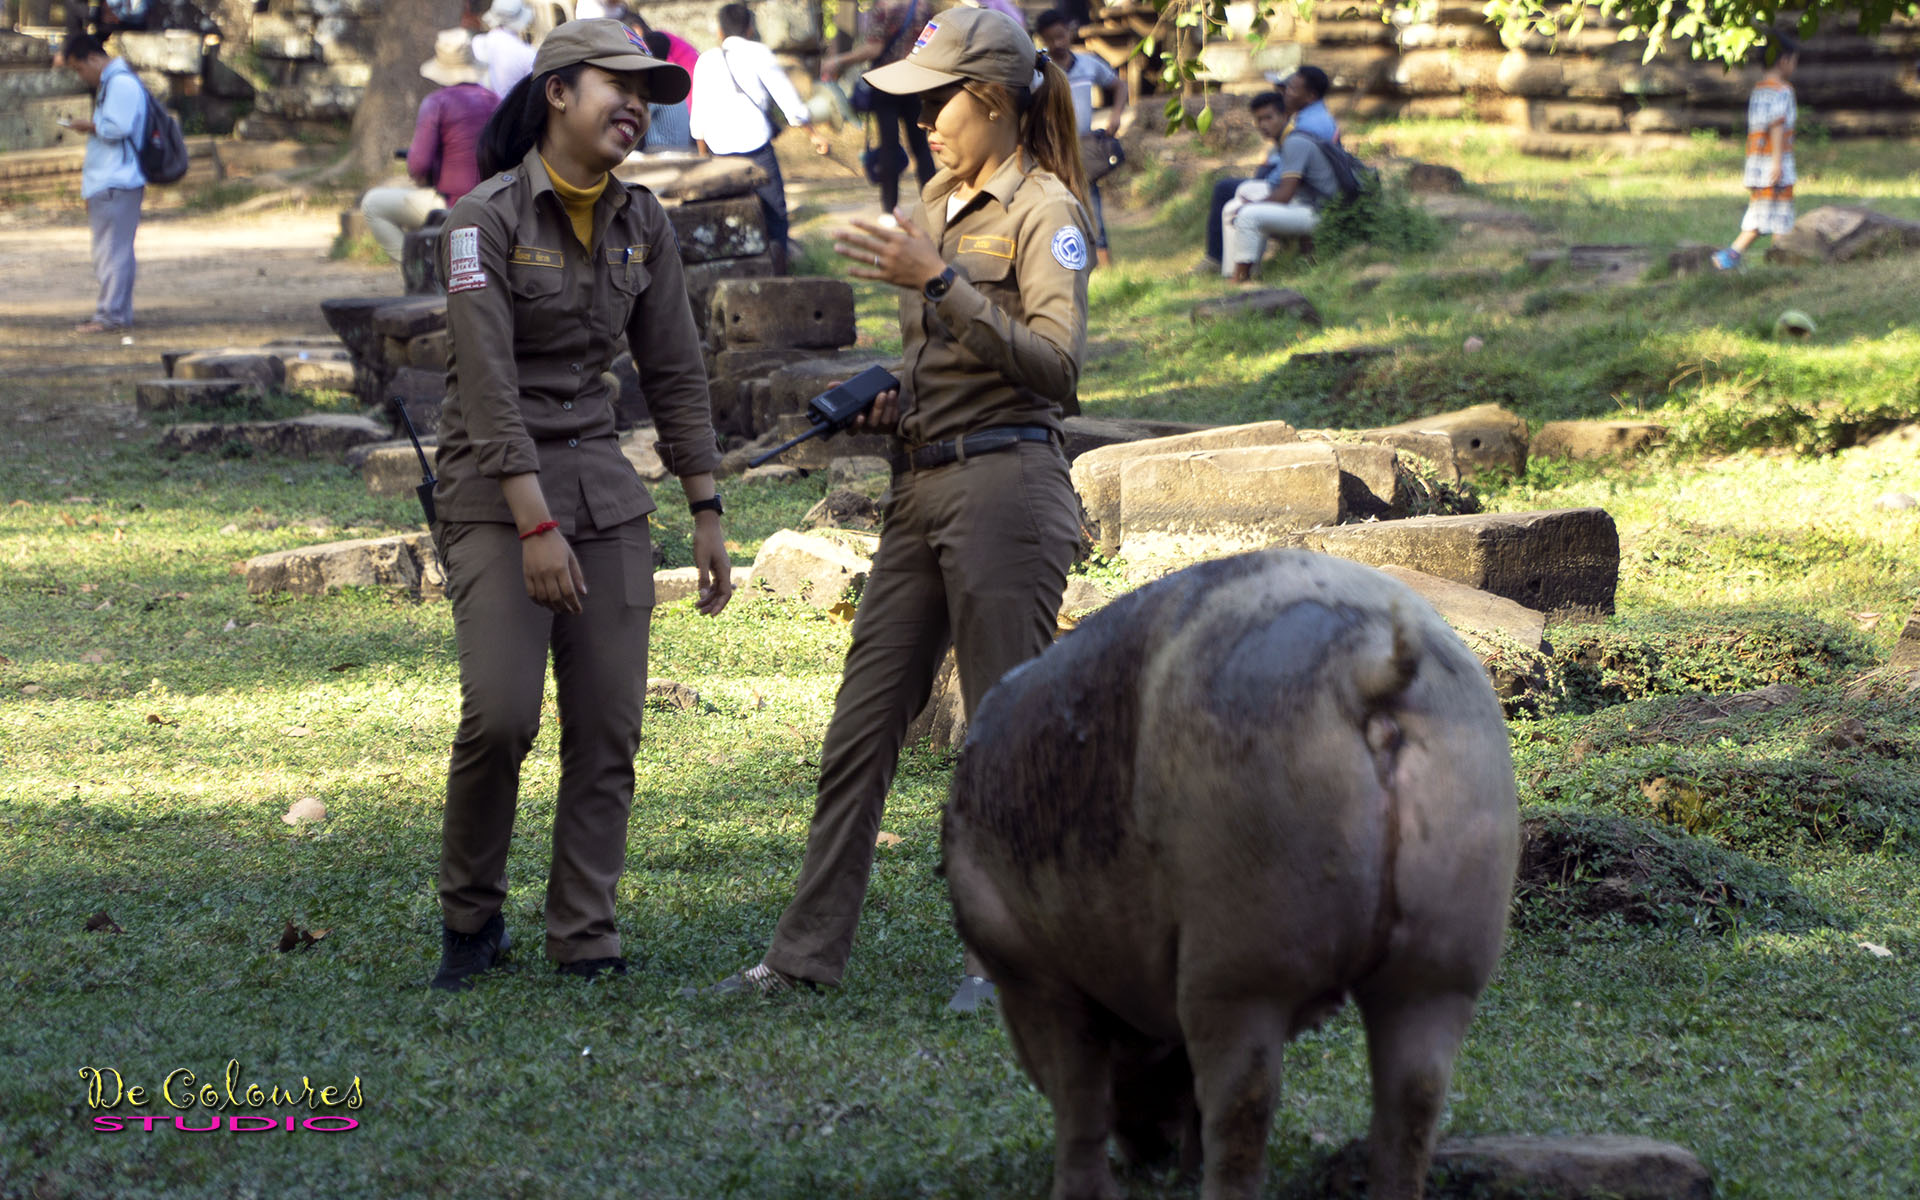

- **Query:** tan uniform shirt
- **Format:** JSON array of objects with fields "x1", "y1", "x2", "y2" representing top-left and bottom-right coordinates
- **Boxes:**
[
  {"x1": 896, "y1": 153, "x2": 1091, "y2": 449},
  {"x1": 435, "y1": 145, "x2": 720, "y2": 531}
]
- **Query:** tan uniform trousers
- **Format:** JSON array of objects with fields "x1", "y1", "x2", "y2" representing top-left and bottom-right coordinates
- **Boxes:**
[
  {"x1": 437, "y1": 514, "x2": 655, "y2": 964},
  {"x1": 764, "y1": 441, "x2": 1081, "y2": 985}
]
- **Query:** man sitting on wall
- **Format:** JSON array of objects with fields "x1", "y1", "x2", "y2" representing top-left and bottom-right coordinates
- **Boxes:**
[
  {"x1": 1198, "y1": 70, "x2": 1338, "y2": 274},
  {"x1": 1219, "y1": 67, "x2": 1342, "y2": 281}
]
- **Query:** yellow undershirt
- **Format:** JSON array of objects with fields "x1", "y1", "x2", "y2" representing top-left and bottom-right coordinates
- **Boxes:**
[{"x1": 540, "y1": 155, "x2": 609, "y2": 251}]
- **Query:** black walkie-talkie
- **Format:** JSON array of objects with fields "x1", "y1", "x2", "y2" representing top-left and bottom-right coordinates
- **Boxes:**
[
  {"x1": 747, "y1": 366, "x2": 899, "y2": 468},
  {"x1": 392, "y1": 398, "x2": 437, "y2": 526}
]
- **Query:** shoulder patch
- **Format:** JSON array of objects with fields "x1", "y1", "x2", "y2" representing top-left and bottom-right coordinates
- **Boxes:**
[
  {"x1": 1050, "y1": 225, "x2": 1089, "y2": 271},
  {"x1": 448, "y1": 225, "x2": 488, "y2": 293}
]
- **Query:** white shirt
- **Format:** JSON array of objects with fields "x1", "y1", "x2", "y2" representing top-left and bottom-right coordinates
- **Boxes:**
[
  {"x1": 573, "y1": 0, "x2": 607, "y2": 16},
  {"x1": 687, "y1": 36, "x2": 810, "y2": 154},
  {"x1": 471, "y1": 27, "x2": 535, "y2": 99}
]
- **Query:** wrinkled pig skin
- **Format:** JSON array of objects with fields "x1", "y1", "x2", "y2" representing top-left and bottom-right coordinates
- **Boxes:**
[{"x1": 944, "y1": 550, "x2": 1519, "y2": 1200}]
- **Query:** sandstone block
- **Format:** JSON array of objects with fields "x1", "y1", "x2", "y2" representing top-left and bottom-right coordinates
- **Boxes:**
[
  {"x1": 370, "y1": 296, "x2": 448, "y2": 340},
  {"x1": 682, "y1": 255, "x2": 776, "y2": 329},
  {"x1": 381, "y1": 336, "x2": 411, "y2": 371},
  {"x1": 284, "y1": 356, "x2": 356, "y2": 392},
  {"x1": 743, "y1": 463, "x2": 803, "y2": 482},
  {"x1": 1292, "y1": 507, "x2": 1619, "y2": 615},
  {"x1": 1115, "y1": 443, "x2": 1407, "y2": 561},
  {"x1": 245, "y1": 533, "x2": 441, "y2": 597},
  {"x1": 768, "y1": 357, "x2": 891, "y2": 415},
  {"x1": 1768, "y1": 205, "x2": 1920, "y2": 263},
  {"x1": 804, "y1": 489, "x2": 883, "y2": 531},
  {"x1": 670, "y1": 197, "x2": 768, "y2": 264},
  {"x1": 364, "y1": 444, "x2": 438, "y2": 497},
  {"x1": 1357, "y1": 403, "x2": 1529, "y2": 482},
  {"x1": 765, "y1": 411, "x2": 895, "y2": 471},
  {"x1": 319, "y1": 296, "x2": 398, "y2": 367},
  {"x1": 1431, "y1": 1135, "x2": 1712, "y2": 1200},
  {"x1": 173, "y1": 351, "x2": 287, "y2": 388},
  {"x1": 1376, "y1": 565, "x2": 1551, "y2": 706},
  {"x1": 135, "y1": 378, "x2": 268, "y2": 415},
  {"x1": 1567, "y1": 243, "x2": 1652, "y2": 285},
  {"x1": 613, "y1": 155, "x2": 767, "y2": 201},
  {"x1": 709, "y1": 347, "x2": 837, "y2": 437},
  {"x1": 710, "y1": 277, "x2": 858, "y2": 350},
  {"x1": 159, "y1": 414, "x2": 386, "y2": 459},
  {"x1": 407, "y1": 330, "x2": 451, "y2": 370},
  {"x1": 749, "y1": 529, "x2": 875, "y2": 608},
  {"x1": 1403, "y1": 161, "x2": 1465, "y2": 193},
  {"x1": 1533, "y1": 419, "x2": 1665, "y2": 461},
  {"x1": 1071, "y1": 420, "x2": 1302, "y2": 553},
  {"x1": 1059, "y1": 416, "x2": 1211, "y2": 462},
  {"x1": 1191, "y1": 287, "x2": 1322, "y2": 326},
  {"x1": 828, "y1": 456, "x2": 891, "y2": 488},
  {"x1": 654, "y1": 566, "x2": 754, "y2": 605},
  {"x1": 619, "y1": 428, "x2": 671, "y2": 481},
  {"x1": 1892, "y1": 608, "x2": 1920, "y2": 671},
  {"x1": 385, "y1": 367, "x2": 445, "y2": 435},
  {"x1": 348, "y1": 437, "x2": 434, "y2": 473}
]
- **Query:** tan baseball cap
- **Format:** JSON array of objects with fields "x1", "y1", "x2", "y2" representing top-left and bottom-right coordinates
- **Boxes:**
[
  {"x1": 863, "y1": 6, "x2": 1046, "y2": 95},
  {"x1": 531, "y1": 18, "x2": 691, "y2": 104}
]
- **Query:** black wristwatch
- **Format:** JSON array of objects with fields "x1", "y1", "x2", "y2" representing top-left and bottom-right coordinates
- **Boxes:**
[
  {"x1": 689, "y1": 495, "x2": 724, "y2": 517},
  {"x1": 923, "y1": 266, "x2": 956, "y2": 302}
]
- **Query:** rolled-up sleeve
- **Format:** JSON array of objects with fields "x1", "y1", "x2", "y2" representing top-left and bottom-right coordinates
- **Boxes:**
[
  {"x1": 932, "y1": 197, "x2": 1087, "y2": 403},
  {"x1": 443, "y1": 206, "x2": 539, "y2": 477},
  {"x1": 627, "y1": 205, "x2": 720, "y2": 476}
]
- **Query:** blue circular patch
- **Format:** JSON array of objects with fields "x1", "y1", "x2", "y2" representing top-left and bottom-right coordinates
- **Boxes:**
[{"x1": 1050, "y1": 225, "x2": 1089, "y2": 271}]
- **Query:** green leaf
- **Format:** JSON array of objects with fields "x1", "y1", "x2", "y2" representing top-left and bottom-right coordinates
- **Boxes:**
[
  {"x1": 1195, "y1": 105, "x2": 1214, "y2": 134},
  {"x1": 1164, "y1": 95, "x2": 1185, "y2": 120}
]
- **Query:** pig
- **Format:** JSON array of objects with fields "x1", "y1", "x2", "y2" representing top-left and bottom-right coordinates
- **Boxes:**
[{"x1": 943, "y1": 549, "x2": 1519, "y2": 1200}]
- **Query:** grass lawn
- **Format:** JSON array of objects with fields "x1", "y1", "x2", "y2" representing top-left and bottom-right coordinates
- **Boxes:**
[{"x1": 3, "y1": 122, "x2": 1919, "y2": 1198}]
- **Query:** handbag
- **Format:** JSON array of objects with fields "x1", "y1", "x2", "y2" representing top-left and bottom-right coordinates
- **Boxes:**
[{"x1": 1080, "y1": 129, "x2": 1126, "y2": 184}]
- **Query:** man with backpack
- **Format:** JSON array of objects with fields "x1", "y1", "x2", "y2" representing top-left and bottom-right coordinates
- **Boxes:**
[
  {"x1": 62, "y1": 32, "x2": 147, "y2": 332},
  {"x1": 1221, "y1": 66, "x2": 1351, "y2": 283}
]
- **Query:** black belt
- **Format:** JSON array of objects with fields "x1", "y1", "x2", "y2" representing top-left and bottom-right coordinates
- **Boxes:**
[{"x1": 892, "y1": 425, "x2": 1056, "y2": 474}]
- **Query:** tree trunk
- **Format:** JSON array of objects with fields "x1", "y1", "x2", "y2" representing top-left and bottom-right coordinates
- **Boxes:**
[{"x1": 344, "y1": 1, "x2": 464, "y2": 185}]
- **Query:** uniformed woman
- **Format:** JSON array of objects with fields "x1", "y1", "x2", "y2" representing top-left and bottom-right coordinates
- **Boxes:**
[
  {"x1": 429, "y1": 19, "x2": 732, "y2": 990},
  {"x1": 704, "y1": 6, "x2": 1091, "y2": 1009}
]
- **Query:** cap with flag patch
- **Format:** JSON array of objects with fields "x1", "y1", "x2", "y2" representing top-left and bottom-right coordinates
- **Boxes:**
[
  {"x1": 531, "y1": 17, "x2": 690, "y2": 104},
  {"x1": 863, "y1": 6, "x2": 1046, "y2": 95}
]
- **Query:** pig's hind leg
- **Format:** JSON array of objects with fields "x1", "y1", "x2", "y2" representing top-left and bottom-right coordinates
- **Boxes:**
[
  {"x1": 1178, "y1": 993, "x2": 1291, "y2": 1200},
  {"x1": 998, "y1": 980, "x2": 1124, "y2": 1200},
  {"x1": 1352, "y1": 982, "x2": 1481, "y2": 1200}
]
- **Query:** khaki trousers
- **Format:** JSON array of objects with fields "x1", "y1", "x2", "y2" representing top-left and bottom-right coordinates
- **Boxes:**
[
  {"x1": 437, "y1": 516, "x2": 655, "y2": 964},
  {"x1": 765, "y1": 442, "x2": 1081, "y2": 984}
]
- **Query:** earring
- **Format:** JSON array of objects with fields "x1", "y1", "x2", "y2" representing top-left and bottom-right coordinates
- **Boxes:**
[
  {"x1": 557, "y1": 103, "x2": 566, "y2": 112},
  {"x1": 989, "y1": 112, "x2": 998, "y2": 120}
]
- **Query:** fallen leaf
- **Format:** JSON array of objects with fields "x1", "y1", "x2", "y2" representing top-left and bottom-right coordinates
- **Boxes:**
[
  {"x1": 219, "y1": 523, "x2": 239, "y2": 535},
  {"x1": 827, "y1": 600, "x2": 858, "y2": 624},
  {"x1": 58, "y1": 513, "x2": 76, "y2": 526},
  {"x1": 85, "y1": 911, "x2": 123, "y2": 934},
  {"x1": 79, "y1": 649, "x2": 110, "y2": 664},
  {"x1": 282, "y1": 725, "x2": 311, "y2": 738},
  {"x1": 1852, "y1": 611, "x2": 1882, "y2": 631},
  {"x1": 112, "y1": 528, "x2": 123, "y2": 543},
  {"x1": 1859, "y1": 941, "x2": 1894, "y2": 958},
  {"x1": 79, "y1": 583, "x2": 97, "y2": 593},
  {"x1": 276, "y1": 920, "x2": 330, "y2": 952},
  {"x1": 94, "y1": 600, "x2": 112, "y2": 612},
  {"x1": 281, "y1": 796, "x2": 327, "y2": 824},
  {"x1": 21, "y1": 684, "x2": 42, "y2": 694},
  {"x1": 9, "y1": 499, "x2": 29, "y2": 507},
  {"x1": 747, "y1": 689, "x2": 767, "y2": 710},
  {"x1": 876, "y1": 831, "x2": 903, "y2": 848},
  {"x1": 146, "y1": 712, "x2": 177, "y2": 726}
]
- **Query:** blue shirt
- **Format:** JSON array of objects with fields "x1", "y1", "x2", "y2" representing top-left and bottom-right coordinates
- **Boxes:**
[
  {"x1": 83, "y1": 58, "x2": 147, "y2": 199},
  {"x1": 645, "y1": 101, "x2": 694, "y2": 152},
  {"x1": 1293, "y1": 99, "x2": 1338, "y2": 143}
]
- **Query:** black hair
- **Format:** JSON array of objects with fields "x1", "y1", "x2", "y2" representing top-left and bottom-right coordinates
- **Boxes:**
[
  {"x1": 1035, "y1": 8, "x2": 1070, "y2": 32},
  {"x1": 476, "y1": 63, "x2": 589, "y2": 178},
  {"x1": 1295, "y1": 65, "x2": 1330, "y2": 99},
  {"x1": 1767, "y1": 30, "x2": 1800, "y2": 63},
  {"x1": 1250, "y1": 91, "x2": 1284, "y2": 114},
  {"x1": 63, "y1": 31, "x2": 108, "y2": 60},
  {"x1": 717, "y1": 3, "x2": 754, "y2": 38},
  {"x1": 642, "y1": 30, "x2": 670, "y2": 60}
]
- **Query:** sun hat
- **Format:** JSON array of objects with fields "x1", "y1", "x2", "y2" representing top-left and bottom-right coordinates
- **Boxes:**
[
  {"x1": 420, "y1": 29, "x2": 488, "y2": 87},
  {"x1": 482, "y1": 0, "x2": 535, "y2": 33},
  {"x1": 862, "y1": 5, "x2": 1046, "y2": 95},
  {"x1": 531, "y1": 18, "x2": 691, "y2": 105}
]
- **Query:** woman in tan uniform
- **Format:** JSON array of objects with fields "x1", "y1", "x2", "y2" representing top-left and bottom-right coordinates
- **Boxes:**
[
  {"x1": 429, "y1": 20, "x2": 732, "y2": 991},
  {"x1": 703, "y1": 6, "x2": 1091, "y2": 1010}
]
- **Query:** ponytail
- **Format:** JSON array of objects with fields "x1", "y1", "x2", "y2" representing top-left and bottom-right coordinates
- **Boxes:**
[
  {"x1": 961, "y1": 60, "x2": 1092, "y2": 216},
  {"x1": 477, "y1": 64, "x2": 587, "y2": 178}
]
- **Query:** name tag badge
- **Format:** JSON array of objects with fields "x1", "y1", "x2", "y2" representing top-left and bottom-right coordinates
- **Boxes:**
[
  {"x1": 957, "y1": 235, "x2": 1015, "y2": 260},
  {"x1": 509, "y1": 245, "x2": 564, "y2": 269}
]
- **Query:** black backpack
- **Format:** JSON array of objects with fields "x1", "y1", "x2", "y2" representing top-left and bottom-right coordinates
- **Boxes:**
[
  {"x1": 1292, "y1": 131, "x2": 1377, "y2": 204},
  {"x1": 128, "y1": 75, "x2": 189, "y2": 185}
]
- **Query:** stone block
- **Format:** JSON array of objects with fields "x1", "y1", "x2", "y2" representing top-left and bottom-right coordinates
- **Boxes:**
[
  {"x1": 283, "y1": 356, "x2": 356, "y2": 393},
  {"x1": 172, "y1": 351, "x2": 287, "y2": 388},
  {"x1": 116, "y1": 30, "x2": 206, "y2": 75},
  {"x1": 1403, "y1": 161, "x2": 1466, "y2": 193},
  {"x1": 1059, "y1": 416, "x2": 1211, "y2": 462},
  {"x1": 709, "y1": 347, "x2": 835, "y2": 437},
  {"x1": 1192, "y1": 287, "x2": 1322, "y2": 326},
  {"x1": 348, "y1": 437, "x2": 434, "y2": 473},
  {"x1": 669, "y1": 197, "x2": 768, "y2": 264},
  {"x1": 1115, "y1": 443, "x2": 1406, "y2": 562},
  {"x1": 1668, "y1": 241, "x2": 1715, "y2": 273},
  {"x1": 384, "y1": 367, "x2": 445, "y2": 438},
  {"x1": 1768, "y1": 205, "x2": 1920, "y2": 264},
  {"x1": 743, "y1": 463, "x2": 803, "y2": 483},
  {"x1": 320, "y1": 296, "x2": 399, "y2": 367},
  {"x1": 1532, "y1": 419, "x2": 1665, "y2": 461},
  {"x1": 381, "y1": 336, "x2": 411, "y2": 371},
  {"x1": 363, "y1": 445, "x2": 438, "y2": 497},
  {"x1": 0, "y1": 30, "x2": 55, "y2": 68},
  {"x1": 245, "y1": 532, "x2": 441, "y2": 597},
  {"x1": 828, "y1": 456, "x2": 891, "y2": 488},
  {"x1": 710, "y1": 277, "x2": 858, "y2": 350},
  {"x1": 804, "y1": 489, "x2": 883, "y2": 531},
  {"x1": 682, "y1": 255, "x2": 776, "y2": 330},
  {"x1": 1428, "y1": 1135, "x2": 1712, "y2": 1200},
  {"x1": 1071, "y1": 420, "x2": 1302, "y2": 554},
  {"x1": 1356, "y1": 404, "x2": 1529, "y2": 483},
  {"x1": 250, "y1": 14, "x2": 317, "y2": 60},
  {"x1": 1376, "y1": 565, "x2": 1550, "y2": 707},
  {"x1": 613, "y1": 155, "x2": 768, "y2": 201},
  {"x1": 749, "y1": 529, "x2": 876, "y2": 608},
  {"x1": 370, "y1": 296, "x2": 447, "y2": 340},
  {"x1": 135, "y1": 378, "x2": 268, "y2": 415},
  {"x1": 1891, "y1": 609, "x2": 1920, "y2": 671},
  {"x1": 619, "y1": 426, "x2": 670, "y2": 481},
  {"x1": 654, "y1": 565, "x2": 755, "y2": 605},
  {"x1": 765, "y1": 412, "x2": 895, "y2": 471},
  {"x1": 767, "y1": 357, "x2": 890, "y2": 416},
  {"x1": 338, "y1": 210, "x2": 371, "y2": 244},
  {"x1": 1291, "y1": 508, "x2": 1620, "y2": 615},
  {"x1": 407, "y1": 330, "x2": 450, "y2": 370},
  {"x1": 1566, "y1": 243, "x2": 1652, "y2": 285},
  {"x1": 158, "y1": 414, "x2": 387, "y2": 459}
]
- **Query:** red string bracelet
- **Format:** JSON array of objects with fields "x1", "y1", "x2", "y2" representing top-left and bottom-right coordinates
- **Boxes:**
[{"x1": 518, "y1": 520, "x2": 559, "y2": 541}]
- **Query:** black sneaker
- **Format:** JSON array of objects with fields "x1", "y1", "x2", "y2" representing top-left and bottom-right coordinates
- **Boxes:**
[
  {"x1": 556, "y1": 956, "x2": 629, "y2": 982},
  {"x1": 429, "y1": 913, "x2": 510, "y2": 992}
]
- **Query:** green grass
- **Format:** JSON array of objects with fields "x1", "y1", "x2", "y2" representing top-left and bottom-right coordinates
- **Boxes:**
[{"x1": 5, "y1": 126, "x2": 1920, "y2": 1197}]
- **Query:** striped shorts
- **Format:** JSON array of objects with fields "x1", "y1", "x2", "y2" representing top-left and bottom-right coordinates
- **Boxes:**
[{"x1": 1741, "y1": 185, "x2": 1795, "y2": 235}]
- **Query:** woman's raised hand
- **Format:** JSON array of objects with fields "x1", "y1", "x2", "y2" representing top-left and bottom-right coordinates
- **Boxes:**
[{"x1": 835, "y1": 208, "x2": 947, "y2": 292}]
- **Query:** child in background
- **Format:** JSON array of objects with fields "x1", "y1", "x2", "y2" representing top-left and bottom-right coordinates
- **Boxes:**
[{"x1": 1713, "y1": 34, "x2": 1799, "y2": 270}]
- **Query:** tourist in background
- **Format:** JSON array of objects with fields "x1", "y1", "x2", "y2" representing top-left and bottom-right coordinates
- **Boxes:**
[
  {"x1": 60, "y1": 32, "x2": 145, "y2": 333},
  {"x1": 689, "y1": 3, "x2": 831, "y2": 272},
  {"x1": 641, "y1": 30, "x2": 696, "y2": 151},
  {"x1": 471, "y1": 0, "x2": 538, "y2": 99},
  {"x1": 1036, "y1": 8, "x2": 1126, "y2": 267},
  {"x1": 1220, "y1": 67, "x2": 1343, "y2": 282},
  {"x1": 821, "y1": 0, "x2": 936, "y2": 213},
  {"x1": 1713, "y1": 33, "x2": 1799, "y2": 270},
  {"x1": 359, "y1": 30, "x2": 499, "y2": 259}
]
